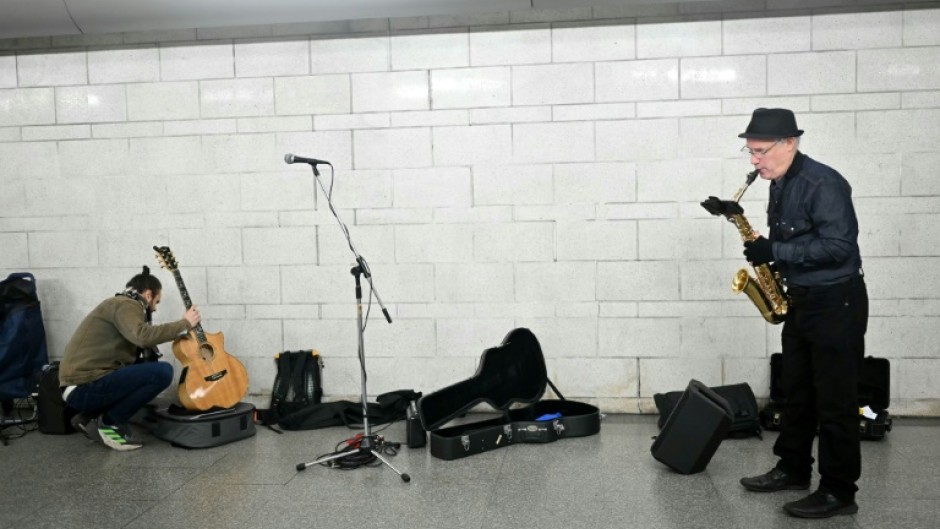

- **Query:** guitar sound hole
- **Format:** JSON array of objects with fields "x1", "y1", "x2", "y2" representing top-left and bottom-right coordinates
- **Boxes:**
[{"x1": 200, "y1": 345, "x2": 215, "y2": 362}]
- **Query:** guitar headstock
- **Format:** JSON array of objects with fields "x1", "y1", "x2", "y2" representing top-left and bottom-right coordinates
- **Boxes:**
[{"x1": 153, "y1": 246, "x2": 179, "y2": 273}]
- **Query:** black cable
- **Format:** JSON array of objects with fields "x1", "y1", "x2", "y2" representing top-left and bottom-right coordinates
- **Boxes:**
[
  {"x1": 0, "y1": 396, "x2": 39, "y2": 442},
  {"x1": 315, "y1": 434, "x2": 401, "y2": 471}
]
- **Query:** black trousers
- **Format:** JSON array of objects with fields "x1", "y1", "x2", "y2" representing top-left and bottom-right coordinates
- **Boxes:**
[{"x1": 773, "y1": 276, "x2": 868, "y2": 501}]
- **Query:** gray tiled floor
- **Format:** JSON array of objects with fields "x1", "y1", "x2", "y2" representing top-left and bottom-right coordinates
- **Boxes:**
[{"x1": 2, "y1": 415, "x2": 937, "y2": 529}]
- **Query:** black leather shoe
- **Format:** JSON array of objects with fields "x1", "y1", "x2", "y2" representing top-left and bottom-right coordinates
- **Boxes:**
[
  {"x1": 784, "y1": 490, "x2": 858, "y2": 518},
  {"x1": 740, "y1": 468, "x2": 810, "y2": 492}
]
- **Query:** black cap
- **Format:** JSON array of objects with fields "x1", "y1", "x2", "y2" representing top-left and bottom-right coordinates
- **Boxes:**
[{"x1": 738, "y1": 108, "x2": 804, "y2": 139}]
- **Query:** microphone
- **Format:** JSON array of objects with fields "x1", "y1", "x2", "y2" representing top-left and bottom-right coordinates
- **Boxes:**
[{"x1": 284, "y1": 153, "x2": 330, "y2": 165}]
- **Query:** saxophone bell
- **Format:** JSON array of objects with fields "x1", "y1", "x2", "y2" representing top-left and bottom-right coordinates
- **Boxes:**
[{"x1": 732, "y1": 269, "x2": 787, "y2": 324}]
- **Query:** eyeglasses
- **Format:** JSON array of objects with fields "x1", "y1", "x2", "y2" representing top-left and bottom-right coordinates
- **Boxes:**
[{"x1": 741, "y1": 139, "x2": 783, "y2": 158}]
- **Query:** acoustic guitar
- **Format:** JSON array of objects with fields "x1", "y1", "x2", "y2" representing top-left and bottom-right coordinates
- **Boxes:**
[{"x1": 153, "y1": 246, "x2": 249, "y2": 411}]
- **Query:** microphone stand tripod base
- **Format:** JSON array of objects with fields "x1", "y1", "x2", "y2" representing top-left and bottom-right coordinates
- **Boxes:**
[
  {"x1": 294, "y1": 265, "x2": 410, "y2": 483},
  {"x1": 295, "y1": 435, "x2": 411, "y2": 482}
]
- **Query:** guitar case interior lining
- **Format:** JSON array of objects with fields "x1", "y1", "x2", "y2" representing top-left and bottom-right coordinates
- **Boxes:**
[
  {"x1": 134, "y1": 398, "x2": 256, "y2": 448},
  {"x1": 418, "y1": 328, "x2": 601, "y2": 461}
]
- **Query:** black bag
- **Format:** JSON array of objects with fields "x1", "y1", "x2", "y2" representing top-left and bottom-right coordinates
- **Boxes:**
[
  {"x1": 1, "y1": 273, "x2": 48, "y2": 402},
  {"x1": 655, "y1": 383, "x2": 761, "y2": 439},
  {"x1": 256, "y1": 350, "x2": 323, "y2": 426},
  {"x1": 256, "y1": 348, "x2": 419, "y2": 431},
  {"x1": 278, "y1": 389, "x2": 420, "y2": 431},
  {"x1": 37, "y1": 362, "x2": 77, "y2": 435}
]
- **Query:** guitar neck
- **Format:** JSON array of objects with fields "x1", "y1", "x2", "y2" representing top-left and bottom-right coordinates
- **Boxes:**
[{"x1": 172, "y1": 269, "x2": 207, "y2": 343}]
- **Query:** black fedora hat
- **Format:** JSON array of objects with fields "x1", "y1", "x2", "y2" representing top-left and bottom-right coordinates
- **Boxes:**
[{"x1": 738, "y1": 108, "x2": 804, "y2": 139}]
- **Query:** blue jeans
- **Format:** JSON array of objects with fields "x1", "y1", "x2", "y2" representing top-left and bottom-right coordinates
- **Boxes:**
[{"x1": 65, "y1": 362, "x2": 173, "y2": 425}]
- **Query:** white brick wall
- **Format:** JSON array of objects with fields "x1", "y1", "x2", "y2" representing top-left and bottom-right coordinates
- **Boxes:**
[
  {"x1": 431, "y1": 67, "x2": 511, "y2": 109},
  {"x1": 3, "y1": 3, "x2": 940, "y2": 415},
  {"x1": 87, "y1": 46, "x2": 160, "y2": 84}
]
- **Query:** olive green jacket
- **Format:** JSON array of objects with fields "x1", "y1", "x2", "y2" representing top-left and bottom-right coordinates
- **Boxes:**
[{"x1": 59, "y1": 295, "x2": 191, "y2": 386}]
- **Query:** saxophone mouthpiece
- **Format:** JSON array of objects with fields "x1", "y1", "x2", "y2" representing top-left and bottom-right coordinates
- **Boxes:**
[
  {"x1": 732, "y1": 170, "x2": 760, "y2": 203},
  {"x1": 746, "y1": 169, "x2": 760, "y2": 185}
]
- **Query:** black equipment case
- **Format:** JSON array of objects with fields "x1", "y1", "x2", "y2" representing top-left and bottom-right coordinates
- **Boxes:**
[
  {"x1": 857, "y1": 356, "x2": 892, "y2": 439},
  {"x1": 417, "y1": 328, "x2": 601, "y2": 461},
  {"x1": 651, "y1": 379, "x2": 734, "y2": 474},
  {"x1": 135, "y1": 399, "x2": 256, "y2": 448},
  {"x1": 760, "y1": 353, "x2": 892, "y2": 440}
]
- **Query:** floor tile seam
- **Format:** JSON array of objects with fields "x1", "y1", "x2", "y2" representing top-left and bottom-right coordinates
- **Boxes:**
[{"x1": 479, "y1": 450, "x2": 513, "y2": 529}]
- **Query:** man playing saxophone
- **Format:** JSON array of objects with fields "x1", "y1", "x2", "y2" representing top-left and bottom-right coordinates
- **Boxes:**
[{"x1": 736, "y1": 108, "x2": 869, "y2": 519}]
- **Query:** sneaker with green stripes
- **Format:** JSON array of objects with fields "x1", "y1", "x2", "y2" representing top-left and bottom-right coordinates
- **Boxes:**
[{"x1": 95, "y1": 419, "x2": 143, "y2": 451}]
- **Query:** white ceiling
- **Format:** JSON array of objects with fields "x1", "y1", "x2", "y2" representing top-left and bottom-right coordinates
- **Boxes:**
[{"x1": 0, "y1": 0, "x2": 544, "y2": 39}]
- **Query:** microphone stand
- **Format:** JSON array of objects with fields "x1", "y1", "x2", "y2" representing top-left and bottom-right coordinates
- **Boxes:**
[{"x1": 293, "y1": 161, "x2": 409, "y2": 483}]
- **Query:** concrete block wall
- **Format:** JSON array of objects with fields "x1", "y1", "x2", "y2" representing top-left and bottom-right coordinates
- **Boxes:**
[{"x1": 2, "y1": 1, "x2": 939, "y2": 415}]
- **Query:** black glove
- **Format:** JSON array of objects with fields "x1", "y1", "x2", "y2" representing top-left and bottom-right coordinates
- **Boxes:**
[
  {"x1": 701, "y1": 196, "x2": 743, "y2": 218},
  {"x1": 743, "y1": 236, "x2": 774, "y2": 265}
]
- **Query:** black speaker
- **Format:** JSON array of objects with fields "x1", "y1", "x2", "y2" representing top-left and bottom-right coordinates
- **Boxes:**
[
  {"x1": 651, "y1": 379, "x2": 733, "y2": 474},
  {"x1": 37, "y1": 362, "x2": 77, "y2": 435}
]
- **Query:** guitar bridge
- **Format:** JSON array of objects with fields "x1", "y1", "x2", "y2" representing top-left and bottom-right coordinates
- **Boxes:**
[{"x1": 204, "y1": 369, "x2": 228, "y2": 382}]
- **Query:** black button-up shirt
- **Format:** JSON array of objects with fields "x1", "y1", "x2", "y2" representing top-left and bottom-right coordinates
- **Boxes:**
[{"x1": 768, "y1": 152, "x2": 863, "y2": 287}]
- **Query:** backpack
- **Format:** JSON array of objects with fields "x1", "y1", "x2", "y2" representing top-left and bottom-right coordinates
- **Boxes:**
[
  {"x1": 257, "y1": 350, "x2": 323, "y2": 427},
  {"x1": 1, "y1": 272, "x2": 49, "y2": 402},
  {"x1": 654, "y1": 383, "x2": 762, "y2": 439},
  {"x1": 256, "y1": 349, "x2": 420, "y2": 431}
]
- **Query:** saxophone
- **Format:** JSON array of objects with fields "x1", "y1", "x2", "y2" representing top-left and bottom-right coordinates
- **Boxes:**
[{"x1": 702, "y1": 170, "x2": 788, "y2": 324}]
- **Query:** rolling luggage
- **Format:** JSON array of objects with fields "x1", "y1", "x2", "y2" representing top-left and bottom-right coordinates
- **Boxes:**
[
  {"x1": 651, "y1": 379, "x2": 733, "y2": 474},
  {"x1": 418, "y1": 328, "x2": 601, "y2": 461}
]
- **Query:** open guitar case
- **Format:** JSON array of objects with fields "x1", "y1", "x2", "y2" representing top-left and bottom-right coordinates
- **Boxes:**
[{"x1": 417, "y1": 328, "x2": 601, "y2": 461}]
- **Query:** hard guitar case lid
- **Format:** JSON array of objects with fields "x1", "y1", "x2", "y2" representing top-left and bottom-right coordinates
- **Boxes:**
[{"x1": 418, "y1": 328, "x2": 547, "y2": 431}]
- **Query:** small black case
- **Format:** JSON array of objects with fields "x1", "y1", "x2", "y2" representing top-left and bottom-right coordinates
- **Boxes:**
[{"x1": 405, "y1": 402, "x2": 426, "y2": 448}]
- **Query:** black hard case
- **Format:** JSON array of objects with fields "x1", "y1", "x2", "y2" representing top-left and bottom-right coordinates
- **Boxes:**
[
  {"x1": 418, "y1": 328, "x2": 600, "y2": 461},
  {"x1": 651, "y1": 379, "x2": 733, "y2": 474},
  {"x1": 760, "y1": 354, "x2": 892, "y2": 439},
  {"x1": 857, "y1": 356, "x2": 892, "y2": 439},
  {"x1": 136, "y1": 399, "x2": 256, "y2": 448}
]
